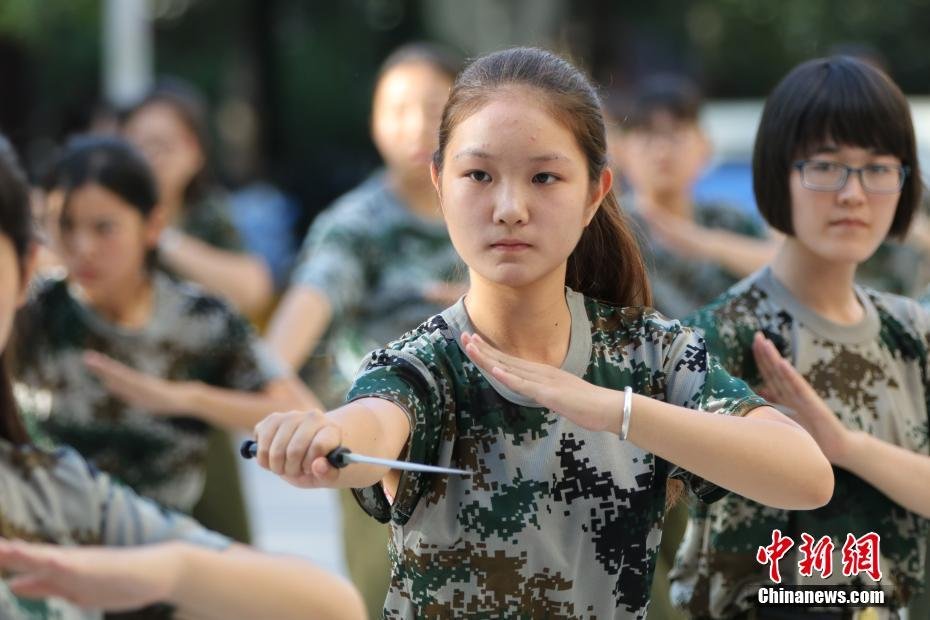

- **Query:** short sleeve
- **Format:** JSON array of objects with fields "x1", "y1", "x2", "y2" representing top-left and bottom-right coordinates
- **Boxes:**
[
  {"x1": 180, "y1": 195, "x2": 245, "y2": 252},
  {"x1": 215, "y1": 311, "x2": 287, "y2": 392},
  {"x1": 290, "y1": 207, "x2": 368, "y2": 317},
  {"x1": 345, "y1": 343, "x2": 450, "y2": 525},
  {"x1": 662, "y1": 325, "x2": 768, "y2": 503},
  {"x1": 68, "y1": 451, "x2": 230, "y2": 550}
]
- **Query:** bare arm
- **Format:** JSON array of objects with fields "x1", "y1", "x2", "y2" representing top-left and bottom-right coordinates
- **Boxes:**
[
  {"x1": 0, "y1": 540, "x2": 366, "y2": 620},
  {"x1": 84, "y1": 352, "x2": 319, "y2": 431},
  {"x1": 754, "y1": 331, "x2": 930, "y2": 518},
  {"x1": 697, "y1": 228, "x2": 781, "y2": 277},
  {"x1": 264, "y1": 285, "x2": 333, "y2": 371},
  {"x1": 252, "y1": 397, "x2": 411, "y2": 490},
  {"x1": 642, "y1": 210, "x2": 781, "y2": 278},
  {"x1": 159, "y1": 230, "x2": 273, "y2": 317},
  {"x1": 462, "y1": 332, "x2": 833, "y2": 510}
]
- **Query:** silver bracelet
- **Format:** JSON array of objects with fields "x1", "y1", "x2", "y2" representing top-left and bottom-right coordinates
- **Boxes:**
[{"x1": 619, "y1": 386, "x2": 633, "y2": 440}]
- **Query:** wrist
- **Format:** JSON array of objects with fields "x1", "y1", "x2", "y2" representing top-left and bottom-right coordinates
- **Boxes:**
[
  {"x1": 161, "y1": 542, "x2": 194, "y2": 605},
  {"x1": 176, "y1": 381, "x2": 207, "y2": 418},
  {"x1": 832, "y1": 428, "x2": 865, "y2": 469}
]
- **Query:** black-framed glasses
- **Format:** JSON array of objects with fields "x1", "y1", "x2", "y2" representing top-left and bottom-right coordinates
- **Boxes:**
[{"x1": 793, "y1": 160, "x2": 909, "y2": 194}]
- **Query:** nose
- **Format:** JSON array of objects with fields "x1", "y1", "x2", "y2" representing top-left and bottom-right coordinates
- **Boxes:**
[
  {"x1": 492, "y1": 182, "x2": 529, "y2": 226},
  {"x1": 837, "y1": 169, "x2": 867, "y2": 206},
  {"x1": 66, "y1": 229, "x2": 95, "y2": 260}
]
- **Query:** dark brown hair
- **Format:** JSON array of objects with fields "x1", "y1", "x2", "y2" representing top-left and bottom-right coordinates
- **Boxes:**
[
  {"x1": 609, "y1": 74, "x2": 703, "y2": 132},
  {"x1": 433, "y1": 47, "x2": 651, "y2": 307},
  {"x1": 374, "y1": 42, "x2": 463, "y2": 92},
  {"x1": 753, "y1": 56, "x2": 921, "y2": 238},
  {"x1": 0, "y1": 134, "x2": 33, "y2": 445}
]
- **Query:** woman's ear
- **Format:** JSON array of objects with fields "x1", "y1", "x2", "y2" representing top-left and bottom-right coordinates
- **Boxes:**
[
  {"x1": 430, "y1": 161, "x2": 443, "y2": 211},
  {"x1": 143, "y1": 206, "x2": 168, "y2": 249},
  {"x1": 16, "y1": 243, "x2": 39, "y2": 307},
  {"x1": 585, "y1": 168, "x2": 613, "y2": 225}
]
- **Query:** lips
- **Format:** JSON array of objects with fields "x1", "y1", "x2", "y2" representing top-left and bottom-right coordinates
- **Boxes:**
[
  {"x1": 829, "y1": 219, "x2": 868, "y2": 228},
  {"x1": 490, "y1": 239, "x2": 532, "y2": 251}
]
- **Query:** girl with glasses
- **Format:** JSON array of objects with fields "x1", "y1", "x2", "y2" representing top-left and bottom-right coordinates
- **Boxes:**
[{"x1": 671, "y1": 56, "x2": 930, "y2": 619}]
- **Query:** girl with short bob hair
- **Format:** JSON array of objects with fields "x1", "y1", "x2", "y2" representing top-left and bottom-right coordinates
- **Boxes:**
[
  {"x1": 671, "y1": 56, "x2": 930, "y2": 618},
  {"x1": 253, "y1": 47, "x2": 832, "y2": 618}
]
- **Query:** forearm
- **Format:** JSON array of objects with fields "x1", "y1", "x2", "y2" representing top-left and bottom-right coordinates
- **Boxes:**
[
  {"x1": 265, "y1": 286, "x2": 333, "y2": 371},
  {"x1": 185, "y1": 378, "x2": 314, "y2": 431},
  {"x1": 701, "y1": 229, "x2": 779, "y2": 277},
  {"x1": 160, "y1": 232, "x2": 273, "y2": 315},
  {"x1": 625, "y1": 395, "x2": 833, "y2": 509},
  {"x1": 323, "y1": 398, "x2": 411, "y2": 488},
  {"x1": 836, "y1": 431, "x2": 930, "y2": 518},
  {"x1": 168, "y1": 543, "x2": 366, "y2": 620}
]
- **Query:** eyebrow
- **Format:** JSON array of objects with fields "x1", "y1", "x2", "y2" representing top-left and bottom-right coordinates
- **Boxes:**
[{"x1": 452, "y1": 148, "x2": 569, "y2": 162}]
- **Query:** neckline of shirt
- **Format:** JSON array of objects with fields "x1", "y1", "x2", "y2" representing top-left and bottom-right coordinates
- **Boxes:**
[
  {"x1": 756, "y1": 266, "x2": 880, "y2": 345},
  {"x1": 65, "y1": 272, "x2": 172, "y2": 340},
  {"x1": 440, "y1": 287, "x2": 593, "y2": 407}
]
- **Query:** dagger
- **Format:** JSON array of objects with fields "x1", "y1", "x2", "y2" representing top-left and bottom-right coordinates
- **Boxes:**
[{"x1": 239, "y1": 440, "x2": 472, "y2": 476}]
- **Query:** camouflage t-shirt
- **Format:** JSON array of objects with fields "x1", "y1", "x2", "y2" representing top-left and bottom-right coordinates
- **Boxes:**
[
  {"x1": 624, "y1": 200, "x2": 767, "y2": 320},
  {"x1": 670, "y1": 267, "x2": 930, "y2": 618},
  {"x1": 176, "y1": 192, "x2": 244, "y2": 252},
  {"x1": 0, "y1": 439, "x2": 229, "y2": 620},
  {"x1": 12, "y1": 273, "x2": 284, "y2": 511},
  {"x1": 346, "y1": 288, "x2": 767, "y2": 618},
  {"x1": 292, "y1": 171, "x2": 465, "y2": 407}
]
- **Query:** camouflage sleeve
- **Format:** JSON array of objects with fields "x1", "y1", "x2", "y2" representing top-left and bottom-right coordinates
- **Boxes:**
[
  {"x1": 289, "y1": 208, "x2": 367, "y2": 317},
  {"x1": 345, "y1": 345, "x2": 450, "y2": 525},
  {"x1": 180, "y1": 195, "x2": 245, "y2": 252},
  {"x1": 662, "y1": 325, "x2": 768, "y2": 503},
  {"x1": 66, "y1": 449, "x2": 230, "y2": 550},
  {"x1": 683, "y1": 301, "x2": 761, "y2": 385},
  {"x1": 215, "y1": 311, "x2": 287, "y2": 392}
]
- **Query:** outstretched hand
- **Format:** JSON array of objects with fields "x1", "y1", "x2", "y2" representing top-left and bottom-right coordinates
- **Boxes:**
[
  {"x1": 460, "y1": 332, "x2": 621, "y2": 433},
  {"x1": 752, "y1": 331, "x2": 851, "y2": 463},
  {"x1": 0, "y1": 538, "x2": 176, "y2": 611},
  {"x1": 83, "y1": 351, "x2": 191, "y2": 415}
]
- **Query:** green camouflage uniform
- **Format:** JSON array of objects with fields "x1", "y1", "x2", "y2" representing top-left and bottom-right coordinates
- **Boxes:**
[
  {"x1": 626, "y1": 200, "x2": 768, "y2": 320},
  {"x1": 346, "y1": 288, "x2": 767, "y2": 618},
  {"x1": 671, "y1": 267, "x2": 930, "y2": 618},
  {"x1": 172, "y1": 191, "x2": 252, "y2": 544},
  {"x1": 175, "y1": 193, "x2": 244, "y2": 253},
  {"x1": 291, "y1": 171, "x2": 465, "y2": 407},
  {"x1": 0, "y1": 438, "x2": 229, "y2": 620},
  {"x1": 292, "y1": 171, "x2": 466, "y2": 618},
  {"x1": 12, "y1": 273, "x2": 284, "y2": 512}
]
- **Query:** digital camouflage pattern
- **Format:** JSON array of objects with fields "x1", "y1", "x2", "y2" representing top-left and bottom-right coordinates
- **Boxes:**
[
  {"x1": 346, "y1": 288, "x2": 767, "y2": 618},
  {"x1": 858, "y1": 240, "x2": 929, "y2": 298},
  {"x1": 175, "y1": 193, "x2": 244, "y2": 252},
  {"x1": 625, "y1": 200, "x2": 768, "y2": 320},
  {"x1": 671, "y1": 267, "x2": 930, "y2": 618},
  {"x1": 0, "y1": 438, "x2": 229, "y2": 620},
  {"x1": 291, "y1": 171, "x2": 465, "y2": 408},
  {"x1": 12, "y1": 273, "x2": 283, "y2": 511}
]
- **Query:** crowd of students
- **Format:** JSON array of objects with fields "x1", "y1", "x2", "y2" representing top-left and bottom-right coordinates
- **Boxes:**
[{"x1": 1, "y1": 41, "x2": 929, "y2": 620}]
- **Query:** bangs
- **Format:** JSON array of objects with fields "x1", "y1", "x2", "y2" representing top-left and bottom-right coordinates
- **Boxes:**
[{"x1": 790, "y1": 59, "x2": 913, "y2": 161}]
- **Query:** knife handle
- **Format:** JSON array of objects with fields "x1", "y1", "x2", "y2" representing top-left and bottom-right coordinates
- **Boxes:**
[{"x1": 240, "y1": 439, "x2": 351, "y2": 470}]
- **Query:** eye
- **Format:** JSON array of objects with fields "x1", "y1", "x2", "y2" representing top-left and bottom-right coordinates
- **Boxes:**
[
  {"x1": 466, "y1": 170, "x2": 491, "y2": 183},
  {"x1": 808, "y1": 161, "x2": 840, "y2": 172},
  {"x1": 94, "y1": 221, "x2": 115, "y2": 235},
  {"x1": 866, "y1": 164, "x2": 895, "y2": 176},
  {"x1": 532, "y1": 172, "x2": 558, "y2": 184}
]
